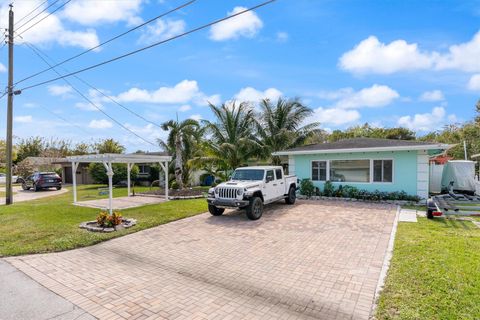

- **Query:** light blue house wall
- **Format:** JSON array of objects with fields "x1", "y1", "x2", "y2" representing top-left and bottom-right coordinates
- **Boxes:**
[{"x1": 292, "y1": 150, "x2": 419, "y2": 195}]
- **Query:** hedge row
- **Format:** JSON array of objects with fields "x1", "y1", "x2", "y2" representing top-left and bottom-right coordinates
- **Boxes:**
[{"x1": 299, "y1": 179, "x2": 421, "y2": 202}]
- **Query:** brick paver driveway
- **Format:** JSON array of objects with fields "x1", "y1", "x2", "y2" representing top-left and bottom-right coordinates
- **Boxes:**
[{"x1": 7, "y1": 200, "x2": 396, "y2": 320}]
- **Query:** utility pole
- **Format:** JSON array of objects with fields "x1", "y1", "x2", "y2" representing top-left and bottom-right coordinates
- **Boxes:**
[{"x1": 5, "y1": 4, "x2": 14, "y2": 205}]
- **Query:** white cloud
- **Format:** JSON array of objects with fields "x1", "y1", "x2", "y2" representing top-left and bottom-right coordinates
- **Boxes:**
[
  {"x1": 311, "y1": 107, "x2": 360, "y2": 125},
  {"x1": 122, "y1": 123, "x2": 166, "y2": 147},
  {"x1": 333, "y1": 84, "x2": 399, "y2": 109},
  {"x1": 419, "y1": 90, "x2": 445, "y2": 102},
  {"x1": 178, "y1": 105, "x2": 191, "y2": 112},
  {"x1": 0, "y1": 1, "x2": 99, "y2": 49},
  {"x1": 435, "y1": 31, "x2": 480, "y2": 72},
  {"x1": 276, "y1": 32, "x2": 289, "y2": 42},
  {"x1": 62, "y1": 0, "x2": 143, "y2": 26},
  {"x1": 75, "y1": 102, "x2": 101, "y2": 111},
  {"x1": 139, "y1": 19, "x2": 186, "y2": 44},
  {"x1": 115, "y1": 80, "x2": 219, "y2": 106},
  {"x1": 0, "y1": 63, "x2": 6, "y2": 73},
  {"x1": 48, "y1": 85, "x2": 73, "y2": 97},
  {"x1": 209, "y1": 6, "x2": 263, "y2": 41},
  {"x1": 234, "y1": 87, "x2": 282, "y2": 103},
  {"x1": 88, "y1": 119, "x2": 113, "y2": 129},
  {"x1": 397, "y1": 106, "x2": 456, "y2": 131},
  {"x1": 340, "y1": 30, "x2": 480, "y2": 74},
  {"x1": 339, "y1": 36, "x2": 434, "y2": 74},
  {"x1": 14, "y1": 115, "x2": 33, "y2": 123},
  {"x1": 468, "y1": 74, "x2": 480, "y2": 91},
  {"x1": 190, "y1": 114, "x2": 202, "y2": 121}
]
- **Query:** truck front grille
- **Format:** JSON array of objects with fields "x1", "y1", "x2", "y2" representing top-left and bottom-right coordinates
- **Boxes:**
[{"x1": 218, "y1": 187, "x2": 237, "y2": 199}]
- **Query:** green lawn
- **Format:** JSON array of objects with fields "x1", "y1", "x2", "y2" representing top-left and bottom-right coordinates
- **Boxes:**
[
  {"x1": 0, "y1": 185, "x2": 207, "y2": 256},
  {"x1": 376, "y1": 217, "x2": 480, "y2": 319}
]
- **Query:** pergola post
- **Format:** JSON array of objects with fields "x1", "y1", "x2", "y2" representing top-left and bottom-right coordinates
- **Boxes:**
[
  {"x1": 165, "y1": 161, "x2": 168, "y2": 200},
  {"x1": 102, "y1": 161, "x2": 114, "y2": 215},
  {"x1": 72, "y1": 161, "x2": 79, "y2": 204},
  {"x1": 127, "y1": 163, "x2": 132, "y2": 197},
  {"x1": 159, "y1": 161, "x2": 169, "y2": 200}
]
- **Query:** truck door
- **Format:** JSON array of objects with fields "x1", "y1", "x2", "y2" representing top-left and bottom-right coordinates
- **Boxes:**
[
  {"x1": 275, "y1": 168, "x2": 286, "y2": 196},
  {"x1": 264, "y1": 169, "x2": 276, "y2": 200}
]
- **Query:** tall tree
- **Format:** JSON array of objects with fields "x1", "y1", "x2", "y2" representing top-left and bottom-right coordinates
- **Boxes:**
[
  {"x1": 93, "y1": 139, "x2": 125, "y2": 154},
  {"x1": 160, "y1": 119, "x2": 200, "y2": 189},
  {"x1": 16, "y1": 137, "x2": 45, "y2": 162},
  {"x1": 256, "y1": 98, "x2": 319, "y2": 165},
  {"x1": 193, "y1": 102, "x2": 258, "y2": 175}
]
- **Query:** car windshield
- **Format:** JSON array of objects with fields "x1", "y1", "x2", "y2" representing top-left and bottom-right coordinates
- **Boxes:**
[{"x1": 231, "y1": 169, "x2": 265, "y2": 181}]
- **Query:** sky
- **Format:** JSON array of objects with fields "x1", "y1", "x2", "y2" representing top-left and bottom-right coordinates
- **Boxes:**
[{"x1": 0, "y1": 0, "x2": 479, "y2": 152}]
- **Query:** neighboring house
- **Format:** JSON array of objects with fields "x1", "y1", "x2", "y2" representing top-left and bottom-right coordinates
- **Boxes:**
[
  {"x1": 54, "y1": 160, "x2": 94, "y2": 184},
  {"x1": 54, "y1": 152, "x2": 172, "y2": 185},
  {"x1": 273, "y1": 138, "x2": 451, "y2": 199}
]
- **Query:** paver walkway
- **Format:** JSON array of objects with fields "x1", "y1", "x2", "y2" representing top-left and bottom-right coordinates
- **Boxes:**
[{"x1": 7, "y1": 200, "x2": 396, "y2": 320}]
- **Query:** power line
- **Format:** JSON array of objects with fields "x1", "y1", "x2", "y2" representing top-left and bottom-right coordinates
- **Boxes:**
[
  {"x1": 26, "y1": 40, "x2": 164, "y2": 130},
  {"x1": 15, "y1": 0, "x2": 62, "y2": 32},
  {"x1": 15, "y1": 0, "x2": 197, "y2": 85},
  {"x1": 14, "y1": 0, "x2": 48, "y2": 27},
  {"x1": 37, "y1": 104, "x2": 92, "y2": 136},
  {"x1": 18, "y1": 0, "x2": 276, "y2": 92},
  {"x1": 16, "y1": 0, "x2": 72, "y2": 38},
  {"x1": 23, "y1": 42, "x2": 157, "y2": 146}
]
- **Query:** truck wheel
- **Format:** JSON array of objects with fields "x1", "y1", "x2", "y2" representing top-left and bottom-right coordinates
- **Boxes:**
[
  {"x1": 246, "y1": 197, "x2": 263, "y2": 220},
  {"x1": 285, "y1": 186, "x2": 296, "y2": 205},
  {"x1": 427, "y1": 209, "x2": 434, "y2": 219},
  {"x1": 208, "y1": 205, "x2": 225, "y2": 216}
]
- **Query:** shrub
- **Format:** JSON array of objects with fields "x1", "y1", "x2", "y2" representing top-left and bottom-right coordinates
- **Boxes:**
[
  {"x1": 89, "y1": 163, "x2": 139, "y2": 185},
  {"x1": 96, "y1": 211, "x2": 123, "y2": 228},
  {"x1": 170, "y1": 180, "x2": 179, "y2": 190},
  {"x1": 315, "y1": 187, "x2": 322, "y2": 196},
  {"x1": 300, "y1": 179, "x2": 315, "y2": 197},
  {"x1": 323, "y1": 180, "x2": 335, "y2": 197}
]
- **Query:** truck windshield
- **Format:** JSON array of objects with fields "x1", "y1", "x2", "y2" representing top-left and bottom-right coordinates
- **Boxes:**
[{"x1": 231, "y1": 169, "x2": 264, "y2": 181}]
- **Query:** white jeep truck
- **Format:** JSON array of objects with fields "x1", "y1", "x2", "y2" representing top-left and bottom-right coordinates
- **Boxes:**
[{"x1": 207, "y1": 166, "x2": 297, "y2": 220}]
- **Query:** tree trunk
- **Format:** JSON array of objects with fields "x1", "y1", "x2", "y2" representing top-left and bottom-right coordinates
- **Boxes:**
[{"x1": 175, "y1": 135, "x2": 184, "y2": 189}]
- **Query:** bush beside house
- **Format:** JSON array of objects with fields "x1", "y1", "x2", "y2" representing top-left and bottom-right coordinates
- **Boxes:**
[
  {"x1": 89, "y1": 163, "x2": 139, "y2": 185},
  {"x1": 299, "y1": 178, "x2": 420, "y2": 202}
]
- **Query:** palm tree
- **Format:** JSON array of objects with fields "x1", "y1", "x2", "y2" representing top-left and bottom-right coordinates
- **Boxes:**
[
  {"x1": 160, "y1": 119, "x2": 200, "y2": 189},
  {"x1": 191, "y1": 102, "x2": 259, "y2": 177},
  {"x1": 256, "y1": 98, "x2": 319, "y2": 165}
]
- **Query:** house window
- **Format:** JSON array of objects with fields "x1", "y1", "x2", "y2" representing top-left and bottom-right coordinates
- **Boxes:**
[
  {"x1": 138, "y1": 165, "x2": 150, "y2": 174},
  {"x1": 330, "y1": 160, "x2": 370, "y2": 183},
  {"x1": 373, "y1": 160, "x2": 393, "y2": 183},
  {"x1": 312, "y1": 161, "x2": 327, "y2": 181}
]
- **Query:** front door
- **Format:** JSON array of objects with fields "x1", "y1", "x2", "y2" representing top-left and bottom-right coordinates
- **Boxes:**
[{"x1": 264, "y1": 169, "x2": 276, "y2": 201}]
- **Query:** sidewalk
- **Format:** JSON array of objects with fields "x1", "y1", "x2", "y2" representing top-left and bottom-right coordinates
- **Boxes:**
[{"x1": 0, "y1": 259, "x2": 95, "y2": 320}]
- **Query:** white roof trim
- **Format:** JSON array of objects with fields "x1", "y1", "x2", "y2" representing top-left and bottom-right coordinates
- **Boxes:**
[
  {"x1": 67, "y1": 153, "x2": 172, "y2": 163},
  {"x1": 272, "y1": 144, "x2": 451, "y2": 156}
]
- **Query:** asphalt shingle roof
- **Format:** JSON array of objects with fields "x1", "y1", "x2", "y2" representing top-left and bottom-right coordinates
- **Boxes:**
[{"x1": 281, "y1": 138, "x2": 439, "y2": 152}]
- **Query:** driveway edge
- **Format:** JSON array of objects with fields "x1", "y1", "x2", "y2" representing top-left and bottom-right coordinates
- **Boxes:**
[{"x1": 369, "y1": 205, "x2": 400, "y2": 319}]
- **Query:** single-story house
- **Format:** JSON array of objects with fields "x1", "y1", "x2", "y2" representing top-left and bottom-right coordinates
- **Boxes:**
[{"x1": 273, "y1": 138, "x2": 451, "y2": 199}]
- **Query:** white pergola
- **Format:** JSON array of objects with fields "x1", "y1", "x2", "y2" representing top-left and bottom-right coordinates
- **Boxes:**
[{"x1": 67, "y1": 153, "x2": 172, "y2": 214}]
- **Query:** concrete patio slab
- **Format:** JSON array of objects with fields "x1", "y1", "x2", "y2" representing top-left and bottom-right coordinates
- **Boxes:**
[
  {"x1": 399, "y1": 209, "x2": 418, "y2": 222},
  {"x1": 75, "y1": 195, "x2": 166, "y2": 210},
  {"x1": 7, "y1": 200, "x2": 396, "y2": 320}
]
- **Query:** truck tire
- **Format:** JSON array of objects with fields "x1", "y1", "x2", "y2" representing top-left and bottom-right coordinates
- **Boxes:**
[
  {"x1": 285, "y1": 186, "x2": 296, "y2": 205},
  {"x1": 246, "y1": 197, "x2": 263, "y2": 220},
  {"x1": 208, "y1": 204, "x2": 225, "y2": 216}
]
